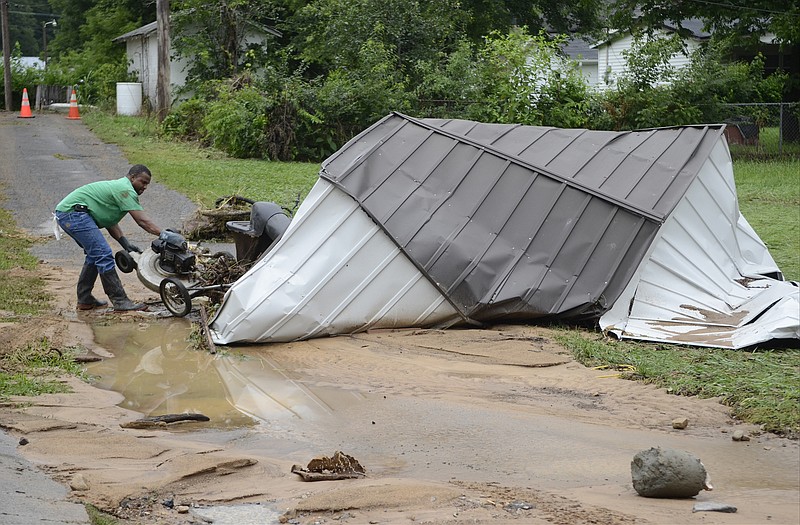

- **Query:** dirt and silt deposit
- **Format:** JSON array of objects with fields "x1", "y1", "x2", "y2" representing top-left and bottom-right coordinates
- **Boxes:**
[
  {"x1": 0, "y1": 112, "x2": 797, "y2": 524},
  {"x1": 0, "y1": 261, "x2": 798, "y2": 525}
]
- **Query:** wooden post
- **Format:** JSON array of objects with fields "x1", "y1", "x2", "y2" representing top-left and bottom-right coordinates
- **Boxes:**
[
  {"x1": 156, "y1": 0, "x2": 171, "y2": 121},
  {"x1": 1, "y1": 0, "x2": 12, "y2": 112},
  {"x1": 199, "y1": 305, "x2": 217, "y2": 354}
]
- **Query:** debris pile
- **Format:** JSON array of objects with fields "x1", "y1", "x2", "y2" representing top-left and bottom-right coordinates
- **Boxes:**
[
  {"x1": 193, "y1": 251, "x2": 253, "y2": 304},
  {"x1": 291, "y1": 451, "x2": 366, "y2": 481},
  {"x1": 183, "y1": 195, "x2": 254, "y2": 239}
]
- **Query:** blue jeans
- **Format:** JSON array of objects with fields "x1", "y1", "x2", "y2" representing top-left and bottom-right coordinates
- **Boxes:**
[{"x1": 55, "y1": 210, "x2": 116, "y2": 273}]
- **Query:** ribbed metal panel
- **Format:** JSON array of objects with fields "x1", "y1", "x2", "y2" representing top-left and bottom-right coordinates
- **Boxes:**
[
  {"x1": 210, "y1": 180, "x2": 460, "y2": 344},
  {"x1": 321, "y1": 113, "x2": 723, "y2": 321},
  {"x1": 600, "y1": 138, "x2": 800, "y2": 348}
]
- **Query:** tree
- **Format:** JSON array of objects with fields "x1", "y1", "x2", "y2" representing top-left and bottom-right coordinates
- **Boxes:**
[
  {"x1": 47, "y1": 0, "x2": 97, "y2": 57},
  {"x1": 290, "y1": 0, "x2": 468, "y2": 78},
  {"x1": 461, "y1": 0, "x2": 607, "y2": 43},
  {"x1": 44, "y1": 1, "x2": 150, "y2": 105},
  {"x1": 48, "y1": 0, "x2": 154, "y2": 59},
  {"x1": 6, "y1": 0, "x2": 40, "y2": 56},
  {"x1": 171, "y1": 0, "x2": 281, "y2": 84},
  {"x1": 608, "y1": 0, "x2": 799, "y2": 46}
]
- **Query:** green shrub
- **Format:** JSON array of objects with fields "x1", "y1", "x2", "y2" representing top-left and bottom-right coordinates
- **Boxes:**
[
  {"x1": 203, "y1": 82, "x2": 270, "y2": 158},
  {"x1": 161, "y1": 98, "x2": 211, "y2": 145},
  {"x1": 0, "y1": 44, "x2": 43, "y2": 110},
  {"x1": 312, "y1": 37, "x2": 412, "y2": 146},
  {"x1": 598, "y1": 36, "x2": 788, "y2": 131}
]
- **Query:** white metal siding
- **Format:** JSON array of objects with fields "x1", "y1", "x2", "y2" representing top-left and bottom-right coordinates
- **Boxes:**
[
  {"x1": 600, "y1": 138, "x2": 799, "y2": 348},
  {"x1": 210, "y1": 179, "x2": 460, "y2": 344},
  {"x1": 124, "y1": 33, "x2": 191, "y2": 108}
]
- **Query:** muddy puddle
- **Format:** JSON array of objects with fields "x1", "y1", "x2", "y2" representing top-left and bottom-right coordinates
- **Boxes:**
[{"x1": 86, "y1": 319, "x2": 369, "y2": 430}]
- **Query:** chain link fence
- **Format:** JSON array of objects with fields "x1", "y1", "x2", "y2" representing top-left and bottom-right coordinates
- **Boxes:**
[{"x1": 719, "y1": 103, "x2": 800, "y2": 159}]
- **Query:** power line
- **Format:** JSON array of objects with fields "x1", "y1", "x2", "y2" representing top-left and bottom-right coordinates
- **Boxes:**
[
  {"x1": 9, "y1": 10, "x2": 60, "y2": 17},
  {"x1": 686, "y1": 0, "x2": 800, "y2": 17},
  {"x1": 11, "y1": 2, "x2": 53, "y2": 8}
]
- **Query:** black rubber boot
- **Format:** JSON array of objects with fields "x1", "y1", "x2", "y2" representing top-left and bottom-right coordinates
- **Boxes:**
[
  {"x1": 76, "y1": 263, "x2": 109, "y2": 310},
  {"x1": 99, "y1": 269, "x2": 147, "y2": 311}
]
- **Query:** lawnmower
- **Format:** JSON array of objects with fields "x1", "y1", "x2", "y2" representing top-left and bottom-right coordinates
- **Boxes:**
[{"x1": 115, "y1": 202, "x2": 291, "y2": 317}]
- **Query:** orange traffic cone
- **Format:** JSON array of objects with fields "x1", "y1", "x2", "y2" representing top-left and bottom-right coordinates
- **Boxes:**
[
  {"x1": 66, "y1": 89, "x2": 81, "y2": 120},
  {"x1": 17, "y1": 88, "x2": 34, "y2": 118}
]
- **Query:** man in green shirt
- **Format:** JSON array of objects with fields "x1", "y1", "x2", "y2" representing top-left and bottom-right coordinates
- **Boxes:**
[{"x1": 55, "y1": 164, "x2": 162, "y2": 311}]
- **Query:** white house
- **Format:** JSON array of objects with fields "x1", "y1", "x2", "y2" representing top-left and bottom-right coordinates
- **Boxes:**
[
  {"x1": 562, "y1": 19, "x2": 711, "y2": 90},
  {"x1": 19, "y1": 56, "x2": 45, "y2": 69},
  {"x1": 113, "y1": 20, "x2": 281, "y2": 112},
  {"x1": 113, "y1": 21, "x2": 187, "y2": 111}
]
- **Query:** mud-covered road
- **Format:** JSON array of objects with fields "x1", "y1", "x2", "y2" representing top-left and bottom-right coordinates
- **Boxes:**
[{"x1": 0, "y1": 113, "x2": 798, "y2": 525}]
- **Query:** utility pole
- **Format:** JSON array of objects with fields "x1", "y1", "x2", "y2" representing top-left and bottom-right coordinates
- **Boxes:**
[
  {"x1": 156, "y1": 0, "x2": 170, "y2": 122},
  {"x1": 1, "y1": 0, "x2": 12, "y2": 112}
]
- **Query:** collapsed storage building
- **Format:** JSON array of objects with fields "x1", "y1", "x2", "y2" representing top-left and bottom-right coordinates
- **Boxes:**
[{"x1": 209, "y1": 113, "x2": 799, "y2": 348}]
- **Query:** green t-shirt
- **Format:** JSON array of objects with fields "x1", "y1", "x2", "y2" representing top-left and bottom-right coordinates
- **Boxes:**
[{"x1": 56, "y1": 177, "x2": 143, "y2": 228}]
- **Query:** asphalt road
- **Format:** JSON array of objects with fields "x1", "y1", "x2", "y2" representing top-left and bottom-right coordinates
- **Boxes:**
[
  {"x1": 0, "y1": 111, "x2": 196, "y2": 264},
  {"x1": 0, "y1": 110, "x2": 197, "y2": 524}
]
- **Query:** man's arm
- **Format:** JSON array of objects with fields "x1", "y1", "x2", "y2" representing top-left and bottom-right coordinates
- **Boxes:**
[
  {"x1": 106, "y1": 224, "x2": 124, "y2": 242},
  {"x1": 129, "y1": 210, "x2": 162, "y2": 236},
  {"x1": 106, "y1": 223, "x2": 142, "y2": 253}
]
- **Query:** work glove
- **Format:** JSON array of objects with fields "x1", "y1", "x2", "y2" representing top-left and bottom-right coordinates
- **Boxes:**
[{"x1": 119, "y1": 236, "x2": 142, "y2": 253}]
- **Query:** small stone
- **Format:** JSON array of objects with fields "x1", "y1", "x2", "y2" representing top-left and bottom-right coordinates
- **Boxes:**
[
  {"x1": 672, "y1": 418, "x2": 689, "y2": 429},
  {"x1": 70, "y1": 473, "x2": 89, "y2": 491},
  {"x1": 176, "y1": 505, "x2": 190, "y2": 513},
  {"x1": 18, "y1": 437, "x2": 28, "y2": 446},
  {"x1": 693, "y1": 502, "x2": 737, "y2": 513},
  {"x1": 732, "y1": 430, "x2": 750, "y2": 441}
]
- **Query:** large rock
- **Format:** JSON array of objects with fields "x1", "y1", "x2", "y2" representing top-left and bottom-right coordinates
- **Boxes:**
[{"x1": 631, "y1": 447, "x2": 710, "y2": 498}]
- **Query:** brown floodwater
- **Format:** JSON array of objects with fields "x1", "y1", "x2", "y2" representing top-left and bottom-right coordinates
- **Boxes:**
[
  {"x1": 87, "y1": 318, "x2": 369, "y2": 429},
  {"x1": 85, "y1": 317, "x2": 800, "y2": 505}
]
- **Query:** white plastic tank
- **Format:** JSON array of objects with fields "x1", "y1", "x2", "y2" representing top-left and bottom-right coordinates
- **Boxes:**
[{"x1": 116, "y1": 82, "x2": 142, "y2": 116}]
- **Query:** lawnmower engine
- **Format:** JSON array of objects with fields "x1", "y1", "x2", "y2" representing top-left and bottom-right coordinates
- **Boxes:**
[{"x1": 151, "y1": 230, "x2": 196, "y2": 275}]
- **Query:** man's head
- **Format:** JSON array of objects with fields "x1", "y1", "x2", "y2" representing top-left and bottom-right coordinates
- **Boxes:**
[{"x1": 128, "y1": 164, "x2": 152, "y2": 195}]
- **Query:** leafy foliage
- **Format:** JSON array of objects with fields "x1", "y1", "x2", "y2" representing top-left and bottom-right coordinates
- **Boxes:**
[
  {"x1": 595, "y1": 35, "x2": 788, "y2": 131},
  {"x1": 291, "y1": 0, "x2": 468, "y2": 79},
  {"x1": 471, "y1": 28, "x2": 591, "y2": 127},
  {"x1": 0, "y1": 44, "x2": 44, "y2": 110},
  {"x1": 172, "y1": 0, "x2": 282, "y2": 86},
  {"x1": 609, "y1": 0, "x2": 800, "y2": 46},
  {"x1": 8, "y1": 0, "x2": 790, "y2": 157},
  {"x1": 46, "y1": 0, "x2": 155, "y2": 59},
  {"x1": 202, "y1": 79, "x2": 270, "y2": 158}
]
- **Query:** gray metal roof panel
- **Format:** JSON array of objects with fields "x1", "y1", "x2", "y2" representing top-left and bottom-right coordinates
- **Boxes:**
[
  {"x1": 113, "y1": 21, "x2": 157, "y2": 42},
  {"x1": 321, "y1": 113, "x2": 723, "y2": 322}
]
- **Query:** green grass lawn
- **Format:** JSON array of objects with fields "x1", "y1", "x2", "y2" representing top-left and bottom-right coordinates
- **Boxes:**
[
  {"x1": 733, "y1": 159, "x2": 799, "y2": 281},
  {"x1": 6, "y1": 110, "x2": 798, "y2": 437},
  {"x1": 82, "y1": 111, "x2": 319, "y2": 208}
]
